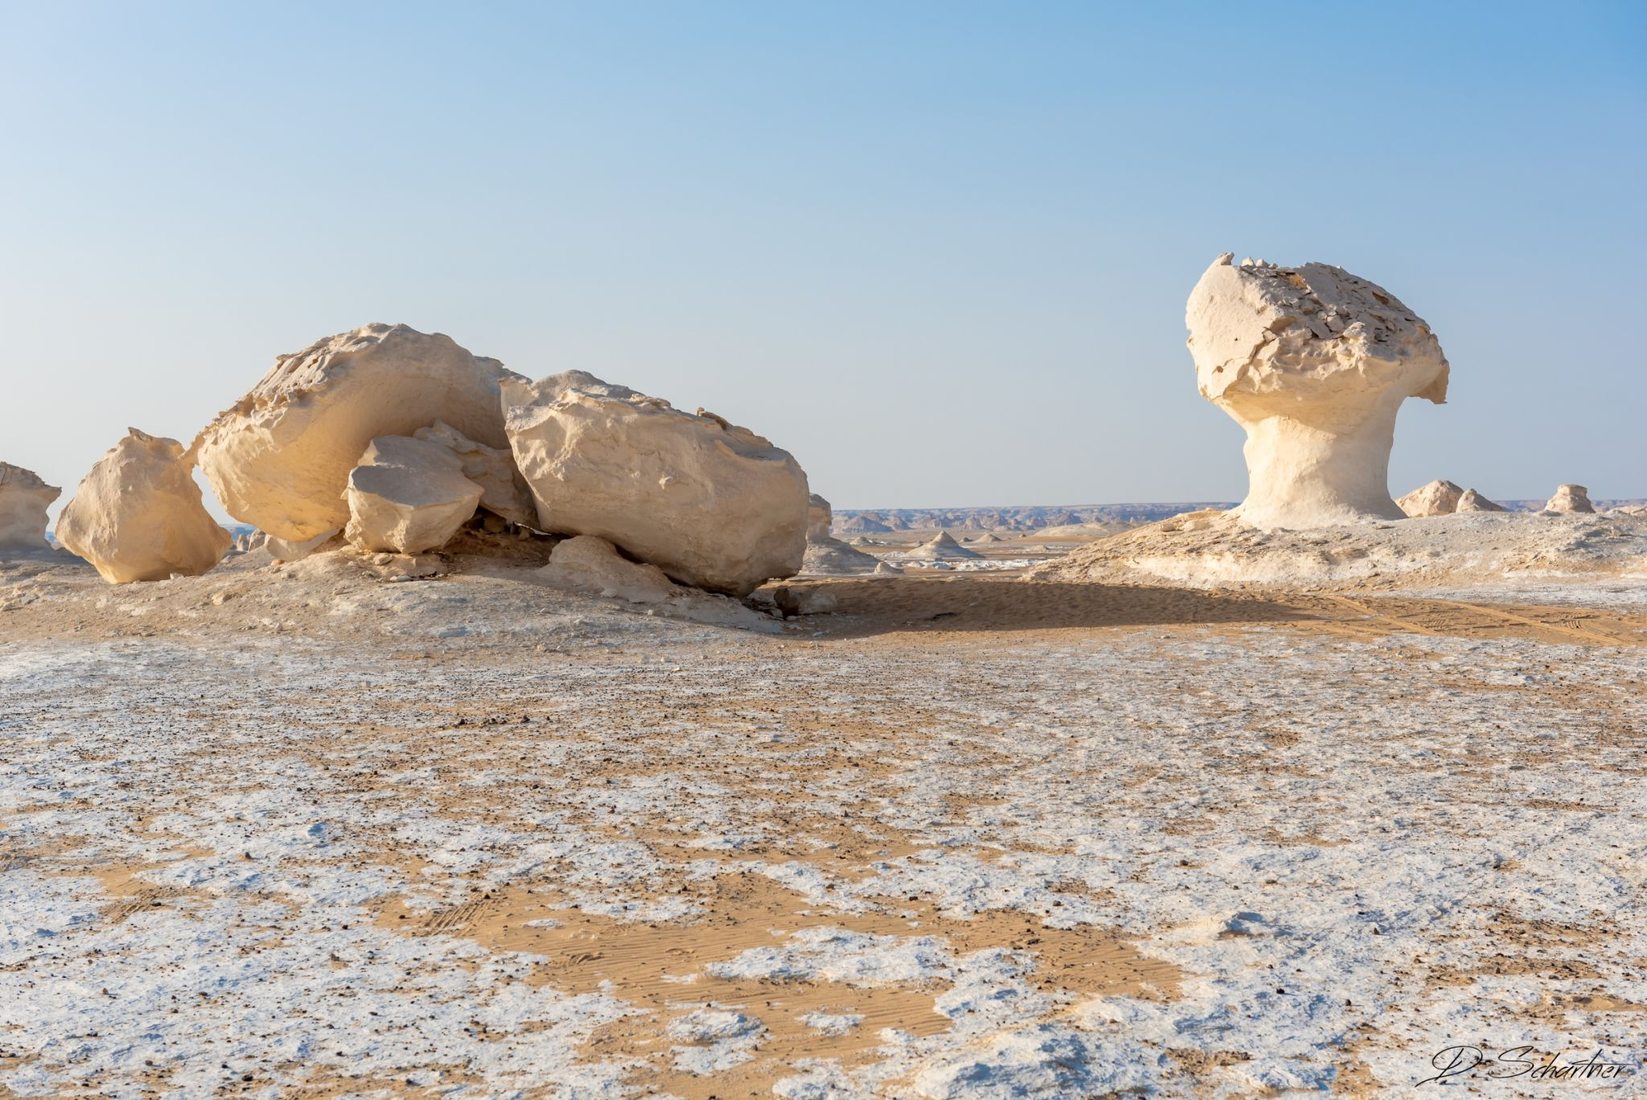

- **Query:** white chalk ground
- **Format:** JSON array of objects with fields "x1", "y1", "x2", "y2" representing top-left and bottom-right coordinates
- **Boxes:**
[{"x1": 1, "y1": 547, "x2": 1644, "y2": 1096}]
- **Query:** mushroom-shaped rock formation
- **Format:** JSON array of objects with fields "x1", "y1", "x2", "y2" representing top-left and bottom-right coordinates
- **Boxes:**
[
  {"x1": 535, "y1": 534, "x2": 679, "y2": 604},
  {"x1": 343, "y1": 435, "x2": 484, "y2": 554},
  {"x1": 413, "y1": 420, "x2": 536, "y2": 528},
  {"x1": 55, "y1": 429, "x2": 232, "y2": 583},
  {"x1": 196, "y1": 324, "x2": 522, "y2": 543},
  {"x1": 0, "y1": 463, "x2": 61, "y2": 551},
  {"x1": 903, "y1": 530, "x2": 982, "y2": 562},
  {"x1": 501, "y1": 371, "x2": 809, "y2": 596},
  {"x1": 1455, "y1": 488, "x2": 1506, "y2": 513},
  {"x1": 1397, "y1": 479, "x2": 1465, "y2": 518},
  {"x1": 1544, "y1": 484, "x2": 1595, "y2": 514},
  {"x1": 1187, "y1": 254, "x2": 1450, "y2": 530},
  {"x1": 800, "y1": 492, "x2": 884, "y2": 576}
]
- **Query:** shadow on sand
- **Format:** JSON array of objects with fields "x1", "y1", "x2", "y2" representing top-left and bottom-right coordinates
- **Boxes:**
[{"x1": 771, "y1": 574, "x2": 1318, "y2": 638}]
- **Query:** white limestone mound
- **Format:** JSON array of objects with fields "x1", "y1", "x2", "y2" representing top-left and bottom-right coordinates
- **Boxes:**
[
  {"x1": 196, "y1": 324, "x2": 522, "y2": 543},
  {"x1": 873, "y1": 560, "x2": 903, "y2": 575},
  {"x1": 413, "y1": 420, "x2": 536, "y2": 527},
  {"x1": 55, "y1": 429, "x2": 232, "y2": 584},
  {"x1": 1397, "y1": 479, "x2": 1464, "y2": 518},
  {"x1": 502, "y1": 371, "x2": 809, "y2": 596},
  {"x1": 1187, "y1": 254, "x2": 1450, "y2": 530},
  {"x1": 535, "y1": 534, "x2": 677, "y2": 604},
  {"x1": 1545, "y1": 484, "x2": 1595, "y2": 514},
  {"x1": 967, "y1": 532, "x2": 1002, "y2": 544},
  {"x1": 807, "y1": 494, "x2": 833, "y2": 540},
  {"x1": 0, "y1": 463, "x2": 61, "y2": 551},
  {"x1": 901, "y1": 530, "x2": 983, "y2": 562},
  {"x1": 343, "y1": 436, "x2": 484, "y2": 555},
  {"x1": 1455, "y1": 489, "x2": 1506, "y2": 513}
]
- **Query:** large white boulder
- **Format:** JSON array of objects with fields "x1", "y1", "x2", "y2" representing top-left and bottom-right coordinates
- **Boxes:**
[
  {"x1": 0, "y1": 463, "x2": 60, "y2": 551},
  {"x1": 55, "y1": 429, "x2": 232, "y2": 583},
  {"x1": 413, "y1": 420, "x2": 535, "y2": 527},
  {"x1": 343, "y1": 435, "x2": 484, "y2": 554},
  {"x1": 196, "y1": 324, "x2": 522, "y2": 543},
  {"x1": 1397, "y1": 479, "x2": 1464, "y2": 518},
  {"x1": 1544, "y1": 484, "x2": 1595, "y2": 514},
  {"x1": 502, "y1": 371, "x2": 809, "y2": 596},
  {"x1": 1187, "y1": 254, "x2": 1450, "y2": 530}
]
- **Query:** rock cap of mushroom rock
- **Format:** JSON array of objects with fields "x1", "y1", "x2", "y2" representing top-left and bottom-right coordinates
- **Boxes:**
[
  {"x1": 196, "y1": 324, "x2": 523, "y2": 543},
  {"x1": 1186, "y1": 253, "x2": 1450, "y2": 529},
  {"x1": 502, "y1": 370, "x2": 809, "y2": 596},
  {"x1": 55, "y1": 429, "x2": 232, "y2": 583},
  {"x1": 1544, "y1": 484, "x2": 1595, "y2": 514},
  {"x1": 1397, "y1": 479, "x2": 1465, "y2": 518},
  {"x1": 1455, "y1": 489, "x2": 1507, "y2": 513},
  {"x1": 343, "y1": 435, "x2": 485, "y2": 555},
  {"x1": 0, "y1": 463, "x2": 62, "y2": 551}
]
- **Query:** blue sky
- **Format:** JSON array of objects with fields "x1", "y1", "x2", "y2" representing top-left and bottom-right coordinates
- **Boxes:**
[{"x1": 3, "y1": 1, "x2": 1643, "y2": 512}]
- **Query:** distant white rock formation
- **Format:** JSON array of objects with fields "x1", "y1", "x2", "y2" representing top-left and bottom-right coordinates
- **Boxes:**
[
  {"x1": 801, "y1": 493, "x2": 884, "y2": 575},
  {"x1": 502, "y1": 370, "x2": 808, "y2": 596},
  {"x1": 55, "y1": 429, "x2": 231, "y2": 583},
  {"x1": 1455, "y1": 488, "x2": 1506, "y2": 513},
  {"x1": 1187, "y1": 254, "x2": 1450, "y2": 530},
  {"x1": 343, "y1": 435, "x2": 485, "y2": 554},
  {"x1": 1544, "y1": 484, "x2": 1595, "y2": 514},
  {"x1": 196, "y1": 324, "x2": 522, "y2": 543},
  {"x1": 1397, "y1": 479, "x2": 1465, "y2": 518},
  {"x1": 0, "y1": 463, "x2": 60, "y2": 551},
  {"x1": 902, "y1": 530, "x2": 982, "y2": 561}
]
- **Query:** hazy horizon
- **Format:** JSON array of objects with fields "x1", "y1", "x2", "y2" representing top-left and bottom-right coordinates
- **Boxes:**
[{"x1": 4, "y1": 2, "x2": 1644, "y2": 521}]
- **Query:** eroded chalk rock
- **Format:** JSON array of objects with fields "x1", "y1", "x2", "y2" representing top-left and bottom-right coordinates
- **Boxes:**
[
  {"x1": 1544, "y1": 484, "x2": 1595, "y2": 514},
  {"x1": 502, "y1": 371, "x2": 808, "y2": 596},
  {"x1": 55, "y1": 429, "x2": 232, "y2": 583},
  {"x1": 413, "y1": 420, "x2": 535, "y2": 527},
  {"x1": 536, "y1": 534, "x2": 678, "y2": 603},
  {"x1": 1187, "y1": 254, "x2": 1450, "y2": 530},
  {"x1": 0, "y1": 463, "x2": 61, "y2": 551},
  {"x1": 800, "y1": 492, "x2": 883, "y2": 575},
  {"x1": 343, "y1": 435, "x2": 484, "y2": 554},
  {"x1": 902, "y1": 530, "x2": 982, "y2": 561},
  {"x1": 196, "y1": 324, "x2": 521, "y2": 543},
  {"x1": 1455, "y1": 489, "x2": 1506, "y2": 513},
  {"x1": 807, "y1": 494, "x2": 833, "y2": 540},
  {"x1": 1397, "y1": 479, "x2": 1465, "y2": 518}
]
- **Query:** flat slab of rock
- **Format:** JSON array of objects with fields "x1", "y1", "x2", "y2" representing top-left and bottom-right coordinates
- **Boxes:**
[
  {"x1": 503, "y1": 371, "x2": 809, "y2": 596},
  {"x1": 55, "y1": 429, "x2": 232, "y2": 583},
  {"x1": 343, "y1": 436, "x2": 484, "y2": 555},
  {"x1": 0, "y1": 463, "x2": 61, "y2": 551},
  {"x1": 197, "y1": 324, "x2": 521, "y2": 543}
]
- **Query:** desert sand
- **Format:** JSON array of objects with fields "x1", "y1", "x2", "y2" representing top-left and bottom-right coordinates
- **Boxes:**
[{"x1": 2, "y1": 532, "x2": 1644, "y2": 1097}]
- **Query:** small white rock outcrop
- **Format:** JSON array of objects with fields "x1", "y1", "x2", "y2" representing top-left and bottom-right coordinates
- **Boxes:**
[
  {"x1": 800, "y1": 494, "x2": 884, "y2": 575},
  {"x1": 55, "y1": 429, "x2": 232, "y2": 583},
  {"x1": 1544, "y1": 484, "x2": 1595, "y2": 514},
  {"x1": 1455, "y1": 488, "x2": 1507, "y2": 513},
  {"x1": 1397, "y1": 479, "x2": 1465, "y2": 518},
  {"x1": 903, "y1": 530, "x2": 982, "y2": 561},
  {"x1": 1187, "y1": 254, "x2": 1450, "y2": 530},
  {"x1": 343, "y1": 436, "x2": 484, "y2": 554},
  {"x1": 535, "y1": 534, "x2": 678, "y2": 604},
  {"x1": 196, "y1": 324, "x2": 522, "y2": 543},
  {"x1": 0, "y1": 463, "x2": 61, "y2": 551},
  {"x1": 413, "y1": 421, "x2": 536, "y2": 528},
  {"x1": 502, "y1": 371, "x2": 809, "y2": 596}
]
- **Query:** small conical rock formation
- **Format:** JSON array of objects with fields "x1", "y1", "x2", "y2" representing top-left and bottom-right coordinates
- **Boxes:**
[
  {"x1": 904, "y1": 530, "x2": 983, "y2": 561},
  {"x1": 1544, "y1": 484, "x2": 1595, "y2": 514},
  {"x1": 1455, "y1": 489, "x2": 1506, "y2": 513},
  {"x1": 1397, "y1": 479, "x2": 1465, "y2": 518},
  {"x1": 0, "y1": 463, "x2": 61, "y2": 551}
]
